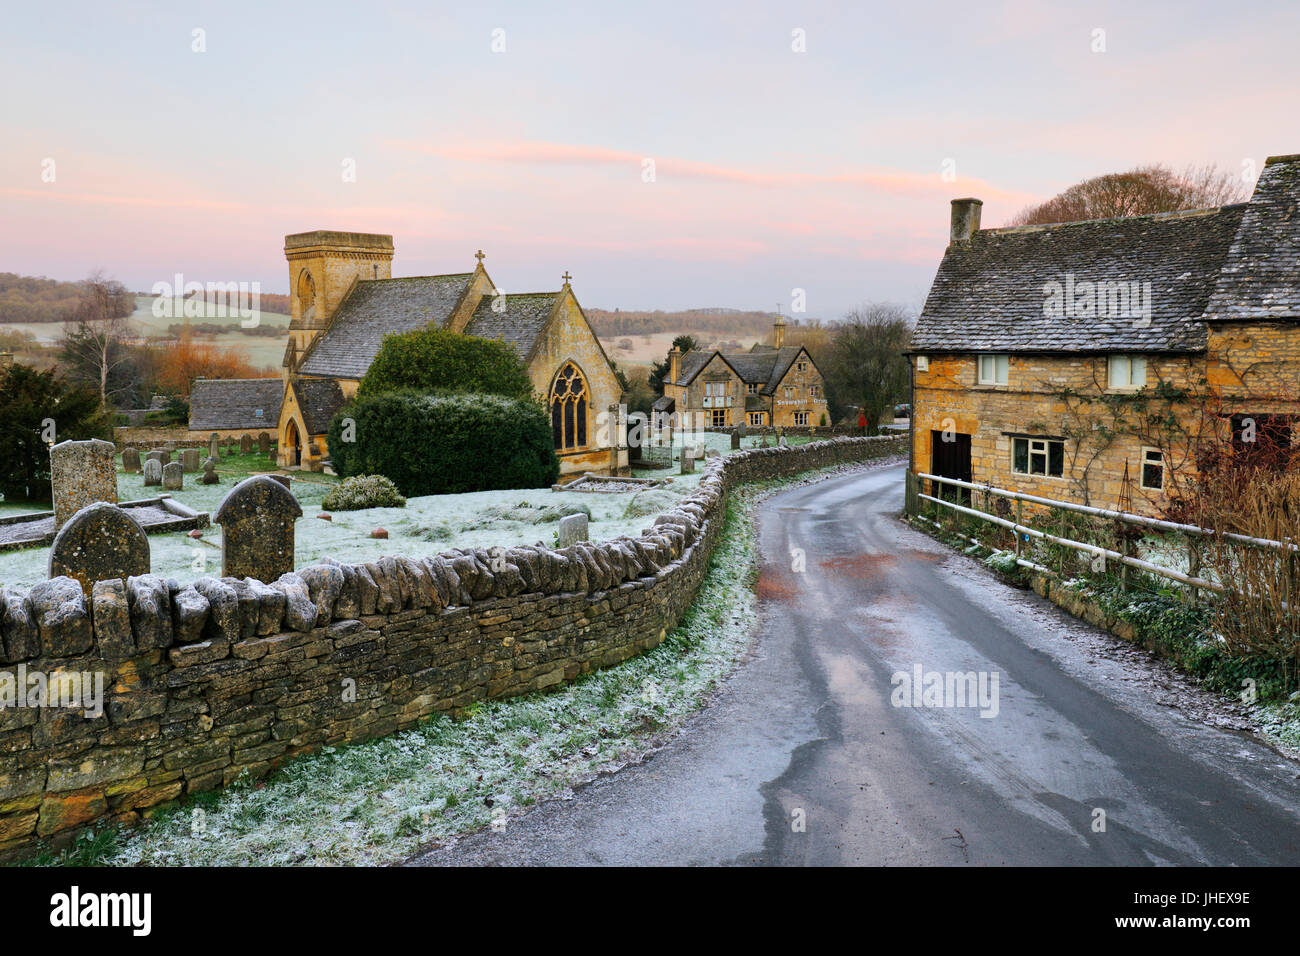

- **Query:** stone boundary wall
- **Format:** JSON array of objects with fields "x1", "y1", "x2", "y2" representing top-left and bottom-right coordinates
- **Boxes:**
[{"x1": 0, "y1": 436, "x2": 904, "y2": 858}]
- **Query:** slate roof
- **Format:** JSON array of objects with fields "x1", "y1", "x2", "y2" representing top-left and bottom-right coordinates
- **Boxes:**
[
  {"x1": 1204, "y1": 155, "x2": 1300, "y2": 322},
  {"x1": 673, "y1": 346, "x2": 806, "y2": 394},
  {"x1": 294, "y1": 378, "x2": 348, "y2": 435},
  {"x1": 188, "y1": 378, "x2": 284, "y2": 432},
  {"x1": 461, "y1": 292, "x2": 559, "y2": 360},
  {"x1": 910, "y1": 203, "x2": 1248, "y2": 354},
  {"x1": 298, "y1": 274, "x2": 473, "y2": 378}
]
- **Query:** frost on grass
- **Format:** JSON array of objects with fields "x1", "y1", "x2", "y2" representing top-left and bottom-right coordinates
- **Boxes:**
[
  {"x1": 321, "y1": 475, "x2": 406, "y2": 511},
  {"x1": 87, "y1": 455, "x2": 897, "y2": 867}
]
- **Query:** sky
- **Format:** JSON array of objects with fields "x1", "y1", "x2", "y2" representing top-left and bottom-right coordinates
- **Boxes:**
[{"x1": 2, "y1": 0, "x2": 1297, "y2": 319}]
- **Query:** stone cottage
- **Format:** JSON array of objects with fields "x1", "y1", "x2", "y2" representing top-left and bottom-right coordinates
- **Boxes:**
[
  {"x1": 908, "y1": 152, "x2": 1300, "y2": 517},
  {"x1": 658, "y1": 316, "x2": 828, "y2": 429}
]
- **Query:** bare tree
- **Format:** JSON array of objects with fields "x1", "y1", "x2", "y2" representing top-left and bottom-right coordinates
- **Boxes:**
[
  {"x1": 59, "y1": 271, "x2": 137, "y2": 407},
  {"x1": 825, "y1": 303, "x2": 913, "y2": 433},
  {"x1": 1007, "y1": 163, "x2": 1249, "y2": 226}
]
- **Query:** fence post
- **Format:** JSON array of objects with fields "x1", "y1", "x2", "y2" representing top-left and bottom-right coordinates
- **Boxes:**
[
  {"x1": 1119, "y1": 531, "x2": 1130, "y2": 594},
  {"x1": 1187, "y1": 537, "x2": 1200, "y2": 604},
  {"x1": 1014, "y1": 498, "x2": 1023, "y2": 563}
]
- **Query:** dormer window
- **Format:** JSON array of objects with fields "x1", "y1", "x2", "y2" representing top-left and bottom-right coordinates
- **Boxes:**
[{"x1": 746, "y1": 383, "x2": 759, "y2": 395}]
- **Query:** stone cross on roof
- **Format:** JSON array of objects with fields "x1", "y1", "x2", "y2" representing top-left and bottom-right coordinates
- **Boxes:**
[
  {"x1": 562, "y1": 271, "x2": 572, "y2": 285},
  {"x1": 475, "y1": 249, "x2": 485, "y2": 263}
]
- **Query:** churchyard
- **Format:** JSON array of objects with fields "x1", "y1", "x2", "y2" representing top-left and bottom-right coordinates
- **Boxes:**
[{"x1": 0, "y1": 427, "x2": 806, "y2": 589}]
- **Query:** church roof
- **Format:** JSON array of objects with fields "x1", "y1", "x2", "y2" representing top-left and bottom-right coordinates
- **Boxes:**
[
  {"x1": 293, "y1": 377, "x2": 348, "y2": 435},
  {"x1": 462, "y1": 291, "x2": 560, "y2": 360},
  {"x1": 297, "y1": 274, "x2": 473, "y2": 379},
  {"x1": 188, "y1": 378, "x2": 284, "y2": 432}
]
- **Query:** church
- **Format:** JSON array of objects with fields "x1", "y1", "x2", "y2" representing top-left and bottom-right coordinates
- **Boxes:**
[{"x1": 269, "y1": 230, "x2": 627, "y2": 478}]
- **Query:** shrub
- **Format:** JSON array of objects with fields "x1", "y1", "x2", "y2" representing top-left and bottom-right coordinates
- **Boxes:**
[
  {"x1": 321, "y1": 475, "x2": 407, "y2": 511},
  {"x1": 0, "y1": 362, "x2": 110, "y2": 502},
  {"x1": 357, "y1": 327, "x2": 534, "y2": 401},
  {"x1": 328, "y1": 391, "x2": 560, "y2": 496}
]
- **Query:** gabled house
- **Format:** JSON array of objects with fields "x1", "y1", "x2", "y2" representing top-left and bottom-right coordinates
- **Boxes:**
[
  {"x1": 658, "y1": 316, "x2": 828, "y2": 429},
  {"x1": 908, "y1": 153, "x2": 1300, "y2": 517}
]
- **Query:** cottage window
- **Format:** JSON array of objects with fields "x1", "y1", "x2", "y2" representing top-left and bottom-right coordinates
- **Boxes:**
[
  {"x1": 810, "y1": 385, "x2": 821, "y2": 398},
  {"x1": 710, "y1": 409, "x2": 727, "y2": 427},
  {"x1": 784, "y1": 386, "x2": 794, "y2": 398},
  {"x1": 794, "y1": 411, "x2": 809, "y2": 426},
  {"x1": 748, "y1": 411, "x2": 764, "y2": 426},
  {"x1": 1013, "y1": 437, "x2": 1064, "y2": 477},
  {"x1": 1139, "y1": 447, "x2": 1164, "y2": 490},
  {"x1": 747, "y1": 382, "x2": 759, "y2": 395},
  {"x1": 977, "y1": 354, "x2": 1009, "y2": 385},
  {"x1": 1107, "y1": 355, "x2": 1147, "y2": 389},
  {"x1": 797, "y1": 361, "x2": 808, "y2": 372},
  {"x1": 550, "y1": 363, "x2": 589, "y2": 451}
]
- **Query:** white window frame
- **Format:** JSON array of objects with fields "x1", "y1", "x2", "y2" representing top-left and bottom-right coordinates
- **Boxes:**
[
  {"x1": 784, "y1": 385, "x2": 794, "y2": 398},
  {"x1": 748, "y1": 411, "x2": 764, "y2": 426},
  {"x1": 1012, "y1": 437, "x2": 1065, "y2": 478},
  {"x1": 977, "y1": 354, "x2": 1009, "y2": 385},
  {"x1": 1107, "y1": 355, "x2": 1147, "y2": 390},
  {"x1": 794, "y1": 411, "x2": 809, "y2": 426},
  {"x1": 1139, "y1": 446, "x2": 1165, "y2": 491},
  {"x1": 746, "y1": 382, "x2": 759, "y2": 395},
  {"x1": 809, "y1": 384, "x2": 821, "y2": 398},
  {"x1": 797, "y1": 361, "x2": 808, "y2": 372}
]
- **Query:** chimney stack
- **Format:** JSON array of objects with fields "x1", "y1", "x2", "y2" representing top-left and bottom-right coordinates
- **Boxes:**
[
  {"x1": 773, "y1": 315, "x2": 786, "y2": 349},
  {"x1": 950, "y1": 198, "x2": 983, "y2": 243},
  {"x1": 668, "y1": 345, "x2": 681, "y2": 386}
]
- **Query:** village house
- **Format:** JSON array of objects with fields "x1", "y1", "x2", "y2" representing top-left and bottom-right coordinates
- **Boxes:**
[
  {"x1": 908, "y1": 152, "x2": 1300, "y2": 517},
  {"x1": 193, "y1": 230, "x2": 627, "y2": 478},
  {"x1": 657, "y1": 316, "x2": 828, "y2": 430}
]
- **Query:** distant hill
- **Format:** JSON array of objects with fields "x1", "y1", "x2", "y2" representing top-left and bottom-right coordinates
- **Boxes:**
[
  {"x1": 587, "y1": 307, "x2": 821, "y2": 338},
  {"x1": 0, "y1": 273, "x2": 87, "y2": 324}
]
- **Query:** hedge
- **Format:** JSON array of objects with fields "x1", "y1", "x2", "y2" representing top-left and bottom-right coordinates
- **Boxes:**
[
  {"x1": 357, "y1": 327, "x2": 534, "y2": 401},
  {"x1": 328, "y1": 391, "x2": 560, "y2": 495}
]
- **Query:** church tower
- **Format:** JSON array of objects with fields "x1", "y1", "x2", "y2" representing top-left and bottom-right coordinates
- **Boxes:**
[{"x1": 283, "y1": 230, "x2": 394, "y2": 369}]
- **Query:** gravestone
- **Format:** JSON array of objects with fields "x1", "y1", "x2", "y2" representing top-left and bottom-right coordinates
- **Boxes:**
[
  {"x1": 201, "y1": 456, "x2": 219, "y2": 485},
  {"x1": 681, "y1": 450, "x2": 695, "y2": 474},
  {"x1": 147, "y1": 449, "x2": 171, "y2": 465},
  {"x1": 258, "y1": 432, "x2": 270, "y2": 453},
  {"x1": 143, "y1": 458, "x2": 163, "y2": 487},
  {"x1": 121, "y1": 447, "x2": 141, "y2": 473},
  {"x1": 49, "y1": 438, "x2": 118, "y2": 530},
  {"x1": 730, "y1": 431, "x2": 741, "y2": 450},
  {"x1": 778, "y1": 435, "x2": 788, "y2": 447},
  {"x1": 737, "y1": 421, "x2": 747, "y2": 440},
  {"x1": 214, "y1": 475, "x2": 303, "y2": 581},
  {"x1": 557, "y1": 512, "x2": 589, "y2": 547},
  {"x1": 48, "y1": 502, "x2": 150, "y2": 595},
  {"x1": 181, "y1": 448, "x2": 200, "y2": 472},
  {"x1": 209, "y1": 433, "x2": 220, "y2": 459},
  {"x1": 162, "y1": 461, "x2": 183, "y2": 491},
  {"x1": 240, "y1": 434, "x2": 253, "y2": 454}
]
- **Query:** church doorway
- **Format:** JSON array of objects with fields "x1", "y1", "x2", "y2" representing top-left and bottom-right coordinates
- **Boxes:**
[
  {"x1": 286, "y1": 419, "x2": 302, "y2": 467},
  {"x1": 550, "y1": 362, "x2": 589, "y2": 451}
]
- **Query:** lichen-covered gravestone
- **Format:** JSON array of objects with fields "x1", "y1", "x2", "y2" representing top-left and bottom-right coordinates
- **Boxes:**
[
  {"x1": 121, "y1": 447, "x2": 141, "y2": 473},
  {"x1": 49, "y1": 438, "x2": 118, "y2": 530},
  {"x1": 201, "y1": 456, "x2": 219, "y2": 485},
  {"x1": 143, "y1": 458, "x2": 162, "y2": 487},
  {"x1": 214, "y1": 475, "x2": 303, "y2": 580},
  {"x1": 147, "y1": 449, "x2": 171, "y2": 465},
  {"x1": 681, "y1": 449, "x2": 695, "y2": 474},
  {"x1": 48, "y1": 502, "x2": 150, "y2": 595},
  {"x1": 730, "y1": 430, "x2": 741, "y2": 450},
  {"x1": 557, "y1": 512, "x2": 589, "y2": 547},
  {"x1": 209, "y1": 433, "x2": 220, "y2": 459},
  {"x1": 258, "y1": 432, "x2": 270, "y2": 453},
  {"x1": 181, "y1": 448, "x2": 200, "y2": 472},
  {"x1": 240, "y1": 434, "x2": 253, "y2": 454},
  {"x1": 162, "y1": 461, "x2": 183, "y2": 490}
]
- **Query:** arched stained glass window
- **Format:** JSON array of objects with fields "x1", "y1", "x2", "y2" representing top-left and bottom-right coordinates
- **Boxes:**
[{"x1": 550, "y1": 362, "x2": 588, "y2": 451}]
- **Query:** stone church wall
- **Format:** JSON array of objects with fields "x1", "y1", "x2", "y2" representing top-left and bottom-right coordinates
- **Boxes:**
[{"x1": 0, "y1": 436, "x2": 903, "y2": 858}]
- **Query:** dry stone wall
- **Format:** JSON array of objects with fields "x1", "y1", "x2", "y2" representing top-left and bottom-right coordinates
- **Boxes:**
[{"x1": 0, "y1": 436, "x2": 903, "y2": 858}]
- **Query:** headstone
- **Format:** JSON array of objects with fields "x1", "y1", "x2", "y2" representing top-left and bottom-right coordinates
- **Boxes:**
[
  {"x1": 181, "y1": 448, "x2": 200, "y2": 472},
  {"x1": 209, "y1": 433, "x2": 220, "y2": 459},
  {"x1": 240, "y1": 434, "x2": 253, "y2": 454},
  {"x1": 737, "y1": 421, "x2": 747, "y2": 439},
  {"x1": 778, "y1": 435, "x2": 788, "y2": 447},
  {"x1": 201, "y1": 457, "x2": 219, "y2": 485},
  {"x1": 681, "y1": 450, "x2": 695, "y2": 474},
  {"x1": 143, "y1": 458, "x2": 162, "y2": 487},
  {"x1": 121, "y1": 447, "x2": 141, "y2": 473},
  {"x1": 148, "y1": 448, "x2": 171, "y2": 465},
  {"x1": 49, "y1": 438, "x2": 118, "y2": 530},
  {"x1": 162, "y1": 461, "x2": 183, "y2": 490},
  {"x1": 48, "y1": 502, "x2": 150, "y2": 595},
  {"x1": 214, "y1": 475, "x2": 303, "y2": 581},
  {"x1": 730, "y1": 431, "x2": 741, "y2": 450},
  {"x1": 557, "y1": 512, "x2": 589, "y2": 547},
  {"x1": 258, "y1": 432, "x2": 270, "y2": 453}
]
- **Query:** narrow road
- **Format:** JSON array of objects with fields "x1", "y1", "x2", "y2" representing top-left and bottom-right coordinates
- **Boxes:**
[{"x1": 410, "y1": 464, "x2": 1300, "y2": 865}]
